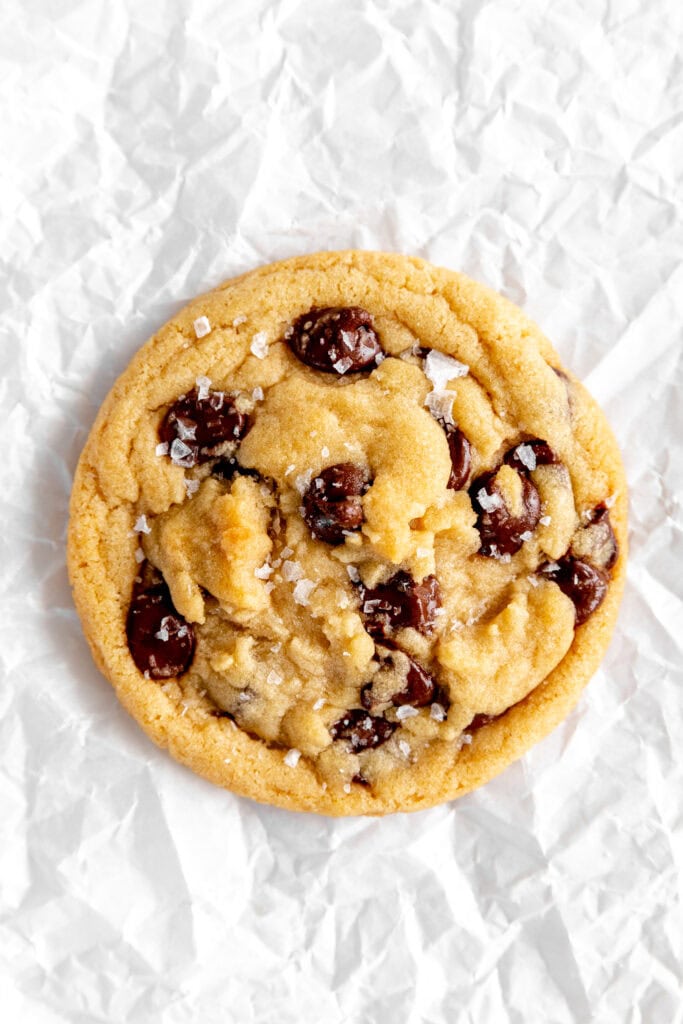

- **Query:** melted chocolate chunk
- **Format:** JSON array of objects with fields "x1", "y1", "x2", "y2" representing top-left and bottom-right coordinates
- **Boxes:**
[
  {"x1": 211, "y1": 457, "x2": 261, "y2": 482},
  {"x1": 392, "y1": 657, "x2": 439, "y2": 707},
  {"x1": 467, "y1": 695, "x2": 531, "y2": 732},
  {"x1": 330, "y1": 709, "x2": 397, "y2": 751},
  {"x1": 303, "y1": 463, "x2": 370, "y2": 545},
  {"x1": 352, "y1": 772, "x2": 370, "y2": 787},
  {"x1": 471, "y1": 469, "x2": 542, "y2": 557},
  {"x1": 360, "y1": 571, "x2": 442, "y2": 637},
  {"x1": 160, "y1": 388, "x2": 249, "y2": 467},
  {"x1": 542, "y1": 557, "x2": 609, "y2": 625},
  {"x1": 505, "y1": 438, "x2": 559, "y2": 471},
  {"x1": 445, "y1": 425, "x2": 472, "y2": 490},
  {"x1": 286, "y1": 307, "x2": 384, "y2": 374},
  {"x1": 467, "y1": 712, "x2": 498, "y2": 731},
  {"x1": 361, "y1": 645, "x2": 439, "y2": 709},
  {"x1": 126, "y1": 580, "x2": 195, "y2": 679}
]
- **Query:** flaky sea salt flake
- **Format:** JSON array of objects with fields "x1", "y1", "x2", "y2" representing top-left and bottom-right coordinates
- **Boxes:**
[
  {"x1": 193, "y1": 316, "x2": 211, "y2": 339},
  {"x1": 425, "y1": 389, "x2": 455, "y2": 425},
  {"x1": 195, "y1": 375, "x2": 211, "y2": 400},
  {"x1": 396, "y1": 706, "x2": 419, "y2": 721},
  {"x1": 294, "y1": 469, "x2": 313, "y2": 495},
  {"x1": 313, "y1": 698, "x2": 325, "y2": 711},
  {"x1": 170, "y1": 438, "x2": 195, "y2": 467},
  {"x1": 282, "y1": 560, "x2": 303, "y2": 582},
  {"x1": 477, "y1": 489, "x2": 503, "y2": 513},
  {"x1": 284, "y1": 749, "x2": 301, "y2": 768},
  {"x1": 155, "y1": 442, "x2": 169, "y2": 457},
  {"x1": 185, "y1": 478, "x2": 200, "y2": 497},
  {"x1": 254, "y1": 562, "x2": 273, "y2": 579},
  {"x1": 176, "y1": 420, "x2": 196, "y2": 441},
  {"x1": 267, "y1": 670, "x2": 282, "y2": 687},
  {"x1": 539, "y1": 515, "x2": 552, "y2": 526},
  {"x1": 293, "y1": 579, "x2": 317, "y2": 606},
  {"x1": 346, "y1": 565, "x2": 360, "y2": 583},
  {"x1": 134, "y1": 514, "x2": 151, "y2": 534},
  {"x1": 332, "y1": 356, "x2": 354, "y2": 374},
  {"x1": 398, "y1": 740, "x2": 411, "y2": 757},
  {"x1": 134, "y1": 547, "x2": 145, "y2": 564},
  {"x1": 430, "y1": 703, "x2": 446, "y2": 722},
  {"x1": 250, "y1": 331, "x2": 269, "y2": 359},
  {"x1": 515, "y1": 444, "x2": 537, "y2": 471},
  {"x1": 424, "y1": 349, "x2": 469, "y2": 390},
  {"x1": 252, "y1": 386, "x2": 264, "y2": 402},
  {"x1": 232, "y1": 314, "x2": 247, "y2": 327}
]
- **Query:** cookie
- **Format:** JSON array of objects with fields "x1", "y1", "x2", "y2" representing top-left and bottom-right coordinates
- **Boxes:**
[{"x1": 68, "y1": 251, "x2": 627, "y2": 816}]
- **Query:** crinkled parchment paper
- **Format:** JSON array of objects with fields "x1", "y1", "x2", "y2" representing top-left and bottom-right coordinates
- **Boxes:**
[{"x1": 2, "y1": 1, "x2": 682, "y2": 1021}]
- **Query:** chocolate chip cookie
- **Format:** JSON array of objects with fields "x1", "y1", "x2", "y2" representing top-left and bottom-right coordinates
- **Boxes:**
[{"x1": 68, "y1": 251, "x2": 627, "y2": 815}]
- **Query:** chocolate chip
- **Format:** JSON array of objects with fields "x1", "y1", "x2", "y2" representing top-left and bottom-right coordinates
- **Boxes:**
[
  {"x1": 445, "y1": 425, "x2": 472, "y2": 490},
  {"x1": 572, "y1": 505, "x2": 618, "y2": 570},
  {"x1": 505, "y1": 439, "x2": 559, "y2": 471},
  {"x1": 160, "y1": 389, "x2": 249, "y2": 467},
  {"x1": 302, "y1": 463, "x2": 370, "y2": 545},
  {"x1": 126, "y1": 579, "x2": 195, "y2": 679},
  {"x1": 541, "y1": 557, "x2": 609, "y2": 625},
  {"x1": 361, "y1": 645, "x2": 439, "y2": 709},
  {"x1": 471, "y1": 469, "x2": 541, "y2": 557},
  {"x1": 209, "y1": 708, "x2": 235, "y2": 720},
  {"x1": 352, "y1": 772, "x2": 370, "y2": 787},
  {"x1": 286, "y1": 307, "x2": 384, "y2": 374},
  {"x1": 330, "y1": 709, "x2": 397, "y2": 751},
  {"x1": 467, "y1": 712, "x2": 498, "y2": 731},
  {"x1": 211, "y1": 457, "x2": 261, "y2": 482},
  {"x1": 393, "y1": 658, "x2": 439, "y2": 707},
  {"x1": 360, "y1": 571, "x2": 442, "y2": 637}
]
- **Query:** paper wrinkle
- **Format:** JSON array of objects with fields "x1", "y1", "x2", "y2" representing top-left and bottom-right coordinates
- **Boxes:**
[{"x1": 2, "y1": 0, "x2": 683, "y2": 1021}]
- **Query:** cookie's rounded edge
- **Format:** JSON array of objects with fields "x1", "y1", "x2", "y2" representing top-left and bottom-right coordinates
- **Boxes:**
[{"x1": 67, "y1": 249, "x2": 628, "y2": 816}]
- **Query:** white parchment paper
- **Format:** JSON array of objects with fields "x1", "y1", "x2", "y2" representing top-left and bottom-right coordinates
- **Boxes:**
[{"x1": 2, "y1": 1, "x2": 682, "y2": 1021}]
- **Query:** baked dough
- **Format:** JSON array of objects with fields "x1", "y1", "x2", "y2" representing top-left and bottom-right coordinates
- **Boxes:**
[{"x1": 68, "y1": 251, "x2": 627, "y2": 815}]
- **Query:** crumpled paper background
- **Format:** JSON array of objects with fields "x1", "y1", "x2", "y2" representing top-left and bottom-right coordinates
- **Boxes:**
[{"x1": 2, "y1": 0, "x2": 682, "y2": 1020}]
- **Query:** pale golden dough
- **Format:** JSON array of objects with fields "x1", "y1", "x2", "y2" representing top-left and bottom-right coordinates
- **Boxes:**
[{"x1": 68, "y1": 251, "x2": 627, "y2": 815}]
